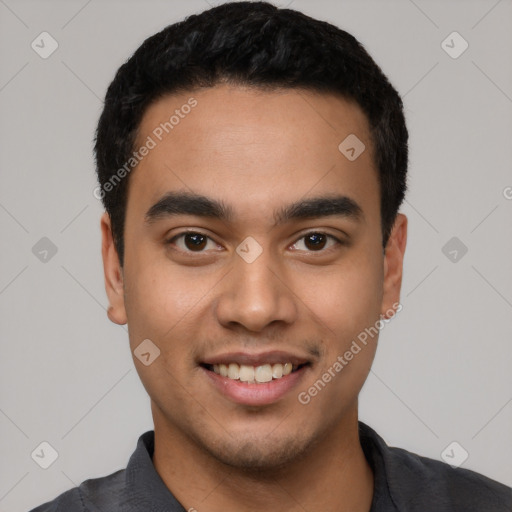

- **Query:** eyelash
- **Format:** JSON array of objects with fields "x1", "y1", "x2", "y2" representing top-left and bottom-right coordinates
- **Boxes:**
[{"x1": 165, "y1": 230, "x2": 345, "y2": 254}]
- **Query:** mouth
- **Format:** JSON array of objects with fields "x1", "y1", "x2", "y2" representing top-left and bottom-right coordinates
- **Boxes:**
[
  {"x1": 200, "y1": 362, "x2": 309, "y2": 384},
  {"x1": 199, "y1": 352, "x2": 312, "y2": 406}
]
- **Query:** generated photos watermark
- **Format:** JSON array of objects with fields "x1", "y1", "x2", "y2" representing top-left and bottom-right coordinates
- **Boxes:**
[
  {"x1": 298, "y1": 301, "x2": 403, "y2": 405},
  {"x1": 93, "y1": 97, "x2": 198, "y2": 200}
]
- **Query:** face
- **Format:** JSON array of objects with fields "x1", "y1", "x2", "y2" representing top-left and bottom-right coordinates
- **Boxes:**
[{"x1": 102, "y1": 84, "x2": 407, "y2": 470}]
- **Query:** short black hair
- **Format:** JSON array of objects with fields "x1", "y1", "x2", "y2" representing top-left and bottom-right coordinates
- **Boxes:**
[{"x1": 94, "y1": 1, "x2": 408, "y2": 267}]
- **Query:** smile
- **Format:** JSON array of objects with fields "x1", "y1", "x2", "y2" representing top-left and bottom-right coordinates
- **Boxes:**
[
  {"x1": 200, "y1": 353, "x2": 312, "y2": 406},
  {"x1": 203, "y1": 362, "x2": 308, "y2": 383}
]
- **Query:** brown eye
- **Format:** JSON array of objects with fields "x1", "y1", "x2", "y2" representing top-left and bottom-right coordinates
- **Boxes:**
[
  {"x1": 168, "y1": 231, "x2": 219, "y2": 253},
  {"x1": 183, "y1": 233, "x2": 207, "y2": 251},
  {"x1": 290, "y1": 232, "x2": 342, "y2": 253},
  {"x1": 304, "y1": 233, "x2": 327, "y2": 251}
]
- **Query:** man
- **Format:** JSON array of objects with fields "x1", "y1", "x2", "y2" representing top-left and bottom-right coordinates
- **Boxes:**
[{"x1": 31, "y1": 1, "x2": 512, "y2": 511}]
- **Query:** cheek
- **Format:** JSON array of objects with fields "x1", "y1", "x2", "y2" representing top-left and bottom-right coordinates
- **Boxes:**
[
  {"x1": 122, "y1": 259, "x2": 209, "y2": 402},
  {"x1": 122, "y1": 252, "x2": 215, "y2": 352},
  {"x1": 297, "y1": 255, "x2": 383, "y2": 417},
  {"x1": 301, "y1": 247, "x2": 384, "y2": 343}
]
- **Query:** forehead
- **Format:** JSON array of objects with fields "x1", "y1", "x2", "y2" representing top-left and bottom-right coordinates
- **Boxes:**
[{"x1": 127, "y1": 84, "x2": 379, "y2": 227}]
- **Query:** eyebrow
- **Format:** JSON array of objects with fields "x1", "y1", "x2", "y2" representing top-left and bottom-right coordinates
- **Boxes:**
[{"x1": 144, "y1": 191, "x2": 364, "y2": 226}]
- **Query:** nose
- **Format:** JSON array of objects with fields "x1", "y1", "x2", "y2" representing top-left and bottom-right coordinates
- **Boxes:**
[{"x1": 214, "y1": 247, "x2": 297, "y2": 333}]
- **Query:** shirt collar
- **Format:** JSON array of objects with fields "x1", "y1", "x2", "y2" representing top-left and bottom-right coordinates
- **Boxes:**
[
  {"x1": 359, "y1": 421, "x2": 399, "y2": 510},
  {"x1": 123, "y1": 430, "x2": 186, "y2": 511}
]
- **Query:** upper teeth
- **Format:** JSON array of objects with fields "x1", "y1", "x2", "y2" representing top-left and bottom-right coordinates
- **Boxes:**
[{"x1": 212, "y1": 362, "x2": 293, "y2": 383}]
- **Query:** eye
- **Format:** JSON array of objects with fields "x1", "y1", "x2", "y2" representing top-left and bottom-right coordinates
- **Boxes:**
[
  {"x1": 290, "y1": 232, "x2": 341, "y2": 252},
  {"x1": 168, "y1": 231, "x2": 221, "y2": 253}
]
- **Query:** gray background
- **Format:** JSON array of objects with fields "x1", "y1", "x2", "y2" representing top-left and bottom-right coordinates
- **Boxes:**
[{"x1": 1, "y1": 0, "x2": 511, "y2": 510}]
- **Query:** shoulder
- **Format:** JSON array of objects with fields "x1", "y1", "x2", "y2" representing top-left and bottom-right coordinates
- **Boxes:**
[
  {"x1": 358, "y1": 422, "x2": 512, "y2": 511},
  {"x1": 386, "y1": 444, "x2": 512, "y2": 511},
  {"x1": 28, "y1": 469, "x2": 125, "y2": 512}
]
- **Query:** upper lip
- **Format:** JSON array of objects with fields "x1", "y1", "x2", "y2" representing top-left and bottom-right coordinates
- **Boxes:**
[{"x1": 201, "y1": 350, "x2": 312, "y2": 367}]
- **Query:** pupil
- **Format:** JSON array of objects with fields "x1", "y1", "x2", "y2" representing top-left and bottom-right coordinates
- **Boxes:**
[
  {"x1": 305, "y1": 233, "x2": 326, "y2": 250},
  {"x1": 185, "y1": 233, "x2": 207, "y2": 251}
]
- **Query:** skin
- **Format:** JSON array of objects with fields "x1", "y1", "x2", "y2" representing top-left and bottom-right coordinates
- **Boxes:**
[{"x1": 101, "y1": 84, "x2": 407, "y2": 511}]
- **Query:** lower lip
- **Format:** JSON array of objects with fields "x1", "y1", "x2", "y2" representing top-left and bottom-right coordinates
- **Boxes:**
[{"x1": 202, "y1": 366, "x2": 308, "y2": 406}]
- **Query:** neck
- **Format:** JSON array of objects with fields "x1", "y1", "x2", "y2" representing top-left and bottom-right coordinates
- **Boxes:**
[{"x1": 152, "y1": 404, "x2": 374, "y2": 512}]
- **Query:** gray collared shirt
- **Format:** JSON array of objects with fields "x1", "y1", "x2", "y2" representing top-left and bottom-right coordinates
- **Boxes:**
[{"x1": 29, "y1": 421, "x2": 512, "y2": 511}]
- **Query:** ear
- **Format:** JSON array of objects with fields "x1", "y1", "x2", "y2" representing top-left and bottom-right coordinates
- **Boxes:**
[
  {"x1": 100, "y1": 212, "x2": 127, "y2": 325},
  {"x1": 381, "y1": 213, "x2": 407, "y2": 318}
]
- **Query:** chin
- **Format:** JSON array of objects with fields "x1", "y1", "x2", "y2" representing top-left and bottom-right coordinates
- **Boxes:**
[{"x1": 201, "y1": 429, "x2": 316, "y2": 473}]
